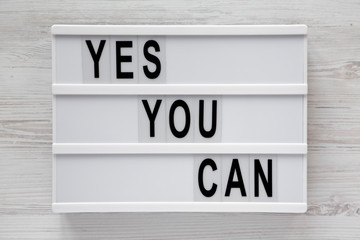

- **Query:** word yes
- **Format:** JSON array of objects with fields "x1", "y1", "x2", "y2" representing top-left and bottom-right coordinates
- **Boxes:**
[{"x1": 86, "y1": 39, "x2": 162, "y2": 79}]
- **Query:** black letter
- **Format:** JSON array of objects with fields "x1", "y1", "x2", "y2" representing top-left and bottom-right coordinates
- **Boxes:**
[
  {"x1": 198, "y1": 158, "x2": 218, "y2": 197},
  {"x1": 169, "y1": 100, "x2": 190, "y2": 138},
  {"x1": 254, "y1": 159, "x2": 272, "y2": 197},
  {"x1": 142, "y1": 100, "x2": 162, "y2": 137},
  {"x1": 143, "y1": 40, "x2": 161, "y2": 79},
  {"x1": 225, "y1": 159, "x2": 247, "y2": 197},
  {"x1": 116, "y1": 41, "x2": 133, "y2": 79},
  {"x1": 199, "y1": 100, "x2": 217, "y2": 138},
  {"x1": 86, "y1": 40, "x2": 106, "y2": 78}
]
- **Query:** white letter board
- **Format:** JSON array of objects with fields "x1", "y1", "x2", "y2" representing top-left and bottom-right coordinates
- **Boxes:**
[{"x1": 52, "y1": 25, "x2": 307, "y2": 213}]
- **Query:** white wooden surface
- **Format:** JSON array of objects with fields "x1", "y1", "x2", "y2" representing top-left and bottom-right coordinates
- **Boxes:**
[{"x1": 0, "y1": 0, "x2": 359, "y2": 239}]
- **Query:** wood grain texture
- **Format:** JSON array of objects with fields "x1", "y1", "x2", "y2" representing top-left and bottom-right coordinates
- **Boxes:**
[{"x1": 1, "y1": 0, "x2": 360, "y2": 239}]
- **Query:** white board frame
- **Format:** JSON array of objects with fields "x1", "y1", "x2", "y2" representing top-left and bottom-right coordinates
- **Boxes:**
[{"x1": 52, "y1": 25, "x2": 307, "y2": 213}]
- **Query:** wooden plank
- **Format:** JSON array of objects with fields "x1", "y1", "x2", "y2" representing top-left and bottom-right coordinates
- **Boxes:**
[
  {"x1": 1, "y1": 0, "x2": 360, "y2": 238},
  {"x1": 0, "y1": 214, "x2": 360, "y2": 239}
]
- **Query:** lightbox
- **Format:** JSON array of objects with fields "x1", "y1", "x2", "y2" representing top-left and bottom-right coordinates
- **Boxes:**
[{"x1": 52, "y1": 25, "x2": 307, "y2": 213}]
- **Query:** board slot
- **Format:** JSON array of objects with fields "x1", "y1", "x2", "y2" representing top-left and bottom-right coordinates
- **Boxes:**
[{"x1": 52, "y1": 84, "x2": 308, "y2": 95}]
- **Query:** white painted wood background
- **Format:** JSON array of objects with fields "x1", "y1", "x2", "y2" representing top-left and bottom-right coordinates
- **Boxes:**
[{"x1": 0, "y1": 0, "x2": 359, "y2": 239}]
